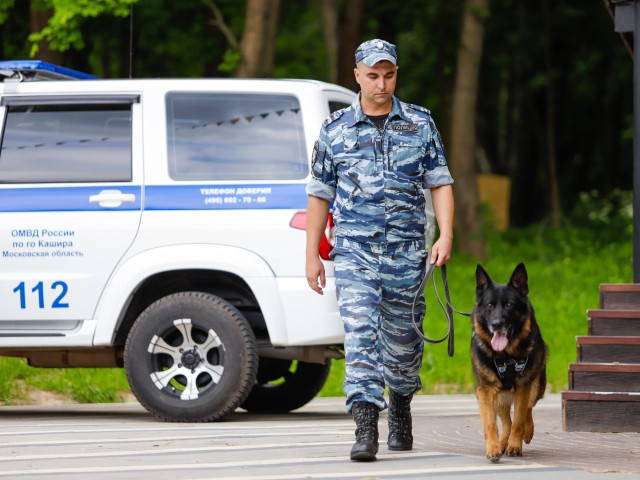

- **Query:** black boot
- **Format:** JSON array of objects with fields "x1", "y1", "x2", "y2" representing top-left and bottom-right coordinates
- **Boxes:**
[
  {"x1": 387, "y1": 390, "x2": 413, "y2": 451},
  {"x1": 350, "y1": 401, "x2": 379, "y2": 461}
]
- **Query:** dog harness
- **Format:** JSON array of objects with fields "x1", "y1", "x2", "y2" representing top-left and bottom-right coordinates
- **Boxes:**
[{"x1": 494, "y1": 357, "x2": 528, "y2": 390}]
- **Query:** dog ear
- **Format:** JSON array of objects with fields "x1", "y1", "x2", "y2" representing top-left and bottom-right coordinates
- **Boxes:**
[
  {"x1": 475, "y1": 264, "x2": 492, "y2": 297},
  {"x1": 509, "y1": 263, "x2": 529, "y2": 296}
]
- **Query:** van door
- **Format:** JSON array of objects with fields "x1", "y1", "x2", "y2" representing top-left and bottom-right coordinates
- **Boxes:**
[{"x1": 0, "y1": 95, "x2": 142, "y2": 333}]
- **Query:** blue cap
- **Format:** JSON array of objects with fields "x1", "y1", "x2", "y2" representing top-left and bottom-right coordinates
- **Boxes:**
[{"x1": 355, "y1": 39, "x2": 397, "y2": 67}]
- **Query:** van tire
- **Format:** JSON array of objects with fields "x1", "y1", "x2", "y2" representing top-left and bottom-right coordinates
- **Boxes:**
[
  {"x1": 124, "y1": 291, "x2": 258, "y2": 422},
  {"x1": 240, "y1": 359, "x2": 331, "y2": 413}
]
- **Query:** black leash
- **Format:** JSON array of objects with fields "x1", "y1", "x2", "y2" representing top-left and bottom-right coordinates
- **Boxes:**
[{"x1": 411, "y1": 253, "x2": 471, "y2": 357}]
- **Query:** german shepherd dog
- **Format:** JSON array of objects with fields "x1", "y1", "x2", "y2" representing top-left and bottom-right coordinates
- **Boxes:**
[{"x1": 471, "y1": 263, "x2": 548, "y2": 462}]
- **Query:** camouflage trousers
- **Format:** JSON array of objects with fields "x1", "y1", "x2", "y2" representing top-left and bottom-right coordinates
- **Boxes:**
[{"x1": 333, "y1": 240, "x2": 427, "y2": 414}]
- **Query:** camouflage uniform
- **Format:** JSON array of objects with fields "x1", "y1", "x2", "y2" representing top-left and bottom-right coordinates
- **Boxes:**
[{"x1": 306, "y1": 94, "x2": 453, "y2": 413}]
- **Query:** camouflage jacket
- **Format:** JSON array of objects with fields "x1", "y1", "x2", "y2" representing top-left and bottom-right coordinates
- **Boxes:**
[{"x1": 306, "y1": 94, "x2": 453, "y2": 250}]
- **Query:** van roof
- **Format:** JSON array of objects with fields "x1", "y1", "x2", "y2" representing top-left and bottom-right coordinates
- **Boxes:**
[{"x1": 0, "y1": 61, "x2": 356, "y2": 100}]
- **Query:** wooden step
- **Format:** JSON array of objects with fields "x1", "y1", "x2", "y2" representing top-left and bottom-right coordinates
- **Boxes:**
[
  {"x1": 569, "y1": 362, "x2": 640, "y2": 392},
  {"x1": 600, "y1": 284, "x2": 640, "y2": 310},
  {"x1": 587, "y1": 309, "x2": 640, "y2": 336},
  {"x1": 577, "y1": 336, "x2": 640, "y2": 363},
  {"x1": 562, "y1": 391, "x2": 640, "y2": 432}
]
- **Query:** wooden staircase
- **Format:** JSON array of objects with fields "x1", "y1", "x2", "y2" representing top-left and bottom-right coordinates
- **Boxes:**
[{"x1": 562, "y1": 284, "x2": 640, "y2": 432}]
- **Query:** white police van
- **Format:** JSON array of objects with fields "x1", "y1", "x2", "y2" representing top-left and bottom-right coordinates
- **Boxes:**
[{"x1": 0, "y1": 61, "x2": 354, "y2": 421}]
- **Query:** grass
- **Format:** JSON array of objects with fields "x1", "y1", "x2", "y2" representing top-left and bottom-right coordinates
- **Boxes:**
[
  {"x1": 0, "y1": 357, "x2": 131, "y2": 405},
  {"x1": 0, "y1": 191, "x2": 632, "y2": 405}
]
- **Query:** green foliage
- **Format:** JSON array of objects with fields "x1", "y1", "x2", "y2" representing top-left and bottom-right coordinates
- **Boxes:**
[
  {"x1": 571, "y1": 189, "x2": 632, "y2": 233},
  {"x1": 218, "y1": 48, "x2": 241, "y2": 74},
  {"x1": 0, "y1": 0, "x2": 14, "y2": 23},
  {"x1": 28, "y1": 0, "x2": 137, "y2": 56},
  {"x1": 273, "y1": 0, "x2": 328, "y2": 80},
  {"x1": 320, "y1": 190, "x2": 633, "y2": 397}
]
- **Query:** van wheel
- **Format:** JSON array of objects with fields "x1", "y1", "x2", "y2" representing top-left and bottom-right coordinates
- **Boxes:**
[
  {"x1": 240, "y1": 358, "x2": 331, "y2": 413},
  {"x1": 124, "y1": 291, "x2": 258, "y2": 422}
]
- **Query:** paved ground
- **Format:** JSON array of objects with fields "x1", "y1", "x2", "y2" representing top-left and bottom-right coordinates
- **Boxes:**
[
  {"x1": 0, "y1": 394, "x2": 638, "y2": 479},
  {"x1": 389, "y1": 394, "x2": 640, "y2": 476},
  {"x1": 303, "y1": 394, "x2": 640, "y2": 477}
]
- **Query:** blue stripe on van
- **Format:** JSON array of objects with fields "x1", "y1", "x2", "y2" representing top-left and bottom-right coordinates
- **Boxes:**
[
  {"x1": 0, "y1": 184, "x2": 307, "y2": 212},
  {"x1": 0, "y1": 186, "x2": 141, "y2": 212},
  {"x1": 144, "y1": 184, "x2": 307, "y2": 210}
]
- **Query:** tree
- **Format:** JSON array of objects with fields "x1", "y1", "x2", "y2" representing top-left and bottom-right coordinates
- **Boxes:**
[
  {"x1": 236, "y1": 0, "x2": 280, "y2": 78},
  {"x1": 449, "y1": 0, "x2": 489, "y2": 259},
  {"x1": 319, "y1": 0, "x2": 338, "y2": 84},
  {"x1": 29, "y1": 0, "x2": 60, "y2": 64},
  {"x1": 27, "y1": 0, "x2": 136, "y2": 57},
  {"x1": 260, "y1": 0, "x2": 280, "y2": 77},
  {"x1": 337, "y1": 0, "x2": 363, "y2": 91}
]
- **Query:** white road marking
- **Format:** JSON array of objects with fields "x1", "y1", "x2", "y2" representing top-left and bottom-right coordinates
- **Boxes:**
[
  {"x1": 0, "y1": 429, "x2": 353, "y2": 448},
  {"x1": 0, "y1": 451, "x2": 549, "y2": 477}
]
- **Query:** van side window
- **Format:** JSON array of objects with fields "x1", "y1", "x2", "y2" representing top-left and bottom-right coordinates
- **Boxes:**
[
  {"x1": 166, "y1": 93, "x2": 308, "y2": 181},
  {"x1": 329, "y1": 101, "x2": 350, "y2": 113},
  {"x1": 0, "y1": 103, "x2": 132, "y2": 183}
]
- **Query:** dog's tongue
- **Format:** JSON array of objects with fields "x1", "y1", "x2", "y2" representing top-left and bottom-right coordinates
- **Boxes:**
[{"x1": 491, "y1": 332, "x2": 508, "y2": 352}]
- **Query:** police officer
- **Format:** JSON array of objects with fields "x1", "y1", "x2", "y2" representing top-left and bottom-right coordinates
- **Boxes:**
[{"x1": 305, "y1": 39, "x2": 454, "y2": 462}]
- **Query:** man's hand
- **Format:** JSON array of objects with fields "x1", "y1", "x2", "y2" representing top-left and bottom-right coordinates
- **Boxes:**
[
  {"x1": 306, "y1": 254, "x2": 326, "y2": 295},
  {"x1": 430, "y1": 236, "x2": 452, "y2": 267},
  {"x1": 305, "y1": 195, "x2": 331, "y2": 295}
]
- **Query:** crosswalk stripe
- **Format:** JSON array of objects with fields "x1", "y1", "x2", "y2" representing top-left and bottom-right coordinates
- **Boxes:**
[{"x1": 0, "y1": 451, "x2": 551, "y2": 478}]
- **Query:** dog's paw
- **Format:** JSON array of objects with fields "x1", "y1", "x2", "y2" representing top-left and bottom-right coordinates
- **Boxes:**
[
  {"x1": 486, "y1": 442, "x2": 503, "y2": 463},
  {"x1": 487, "y1": 452, "x2": 502, "y2": 463},
  {"x1": 506, "y1": 446, "x2": 523, "y2": 457}
]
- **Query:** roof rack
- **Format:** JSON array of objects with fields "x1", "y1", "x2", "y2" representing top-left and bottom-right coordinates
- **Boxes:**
[{"x1": 0, "y1": 60, "x2": 97, "y2": 82}]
